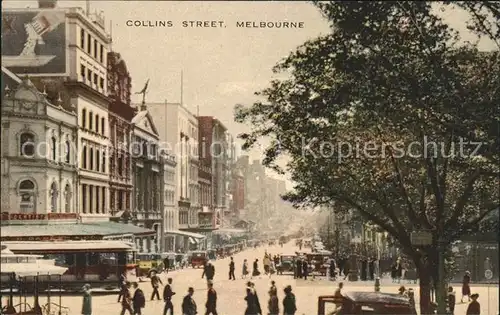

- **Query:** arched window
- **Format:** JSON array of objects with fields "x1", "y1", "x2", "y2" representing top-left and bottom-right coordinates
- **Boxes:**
[
  {"x1": 82, "y1": 146, "x2": 87, "y2": 169},
  {"x1": 89, "y1": 148, "x2": 94, "y2": 170},
  {"x1": 101, "y1": 117, "x2": 105, "y2": 135},
  {"x1": 95, "y1": 114, "x2": 99, "y2": 133},
  {"x1": 89, "y1": 111, "x2": 93, "y2": 130},
  {"x1": 96, "y1": 149, "x2": 100, "y2": 172},
  {"x1": 20, "y1": 133, "x2": 35, "y2": 157},
  {"x1": 50, "y1": 182, "x2": 58, "y2": 212},
  {"x1": 19, "y1": 179, "x2": 36, "y2": 213},
  {"x1": 64, "y1": 184, "x2": 71, "y2": 213},
  {"x1": 51, "y1": 136, "x2": 57, "y2": 160},
  {"x1": 82, "y1": 109, "x2": 87, "y2": 127},
  {"x1": 65, "y1": 141, "x2": 71, "y2": 163}
]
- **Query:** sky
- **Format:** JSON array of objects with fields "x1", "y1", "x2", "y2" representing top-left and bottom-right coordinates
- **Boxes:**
[{"x1": 2, "y1": 1, "x2": 496, "y2": 190}]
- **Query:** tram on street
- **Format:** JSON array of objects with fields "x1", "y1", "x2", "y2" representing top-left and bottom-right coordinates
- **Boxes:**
[{"x1": 2, "y1": 240, "x2": 138, "y2": 291}]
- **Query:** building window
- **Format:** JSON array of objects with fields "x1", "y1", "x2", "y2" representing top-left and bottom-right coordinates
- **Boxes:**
[
  {"x1": 93, "y1": 73, "x2": 98, "y2": 87},
  {"x1": 82, "y1": 146, "x2": 87, "y2": 168},
  {"x1": 101, "y1": 117, "x2": 105, "y2": 135},
  {"x1": 87, "y1": 34, "x2": 91, "y2": 54},
  {"x1": 82, "y1": 184, "x2": 87, "y2": 213},
  {"x1": 65, "y1": 141, "x2": 71, "y2": 163},
  {"x1": 51, "y1": 136, "x2": 57, "y2": 160},
  {"x1": 80, "y1": 28, "x2": 85, "y2": 48},
  {"x1": 87, "y1": 69, "x2": 92, "y2": 84},
  {"x1": 95, "y1": 115, "x2": 99, "y2": 133},
  {"x1": 80, "y1": 65, "x2": 85, "y2": 81},
  {"x1": 102, "y1": 152, "x2": 106, "y2": 172},
  {"x1": 96, "y1": 150, "x2": 100, "y2": 172},
  {"x1": 100, "y1": 77, "x2": 104, "y2": 90},
  {"x1": 96, "y1": 187, "x2": 100, "y2": 213},
  {"x1": 102, "y1": 187, "x2": 106, "y2": 213},
  {"x1": 99, "y1": 44, "x2": 104, "y2": 63},
  {"x1": 64, "y1": 184, "x2": 71, "y2": 213},
  {"x1": 19, "y1": 179, "x2": 36, "y2": 213},
  {"x1": 89, "y1": 148, "x2": 94, "y2": 170},
  {"x1": 93, "y1": 39, "x2": 98, "y2": 59},
  {"x1": 50, "y1": 182, "x2": 58, "y2": 213},
  {"x1": 118, "y1": 190, "x2": 123, "y2": 210},
  {"x1": 89, "y1": 111, "x2": 93, "y2": 130},
  {"x1": 117, "y1": 156, "x2": 123, "y2": 176},
  {"x1": 19, "y1": 133, "x2": 35, "y2": 157},
  {"x1": 89, "y1": 185, "x2": 93, "y2": 213},
  {"x1": 82, "y1": 109, "x2": 86, "y2": 127}
]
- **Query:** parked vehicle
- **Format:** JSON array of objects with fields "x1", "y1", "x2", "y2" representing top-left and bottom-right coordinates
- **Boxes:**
[
  {"x1": 277, "y1": 253, "x2": 296, "y2": 275},
  {"x1": 189, "y1": 251, "x2": 207, "y2": 268},
  {"x1": 317, "y1": 291, "x2": 415, "y2": 315},
  {"x1": 306, "y1": 253, "x2": 330, "y2": 276},
  {"x1": 136, "y1": 253, "x2": 163, "y2": 277}
]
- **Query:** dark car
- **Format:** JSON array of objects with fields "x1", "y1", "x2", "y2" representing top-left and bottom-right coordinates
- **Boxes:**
[
  {"x1": 277, "y1": 254, "x2": 296, "y2": 275},
  {"x1": 318, "y1": 291, "x2": 415, "y2": 315}
]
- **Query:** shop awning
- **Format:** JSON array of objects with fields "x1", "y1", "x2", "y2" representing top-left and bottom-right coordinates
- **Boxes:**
[
  {"x1": 3, "y1": 240, "x2": 135, "y2": 253},
  {"x1": 0, "y1": 221, "x2": 155, "y2": 239},
  {"x1": 164, "y1": 230, "x2": 205, "y2": 239},
  {"x1": 1, "y1": 263, "x2": 68, "y2": 276},
  {"x1": 213, "y1": 228, "x2": 247, "y2": 234}
]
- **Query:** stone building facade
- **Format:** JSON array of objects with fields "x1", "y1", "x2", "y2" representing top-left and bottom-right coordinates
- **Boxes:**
[
  {"x1": 107, "y1": 52, "x2": 134, "y2": 219},
  {"x1": 131, "y1": 105, "x2": 163, "y2": 252},
  {"x1": 1, "y1": 73, "x2": 78, "y2": 215}
]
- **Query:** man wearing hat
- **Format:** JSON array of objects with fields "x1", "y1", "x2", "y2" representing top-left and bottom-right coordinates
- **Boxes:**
[
  {"x1": 163, "y1": 277, "x2": 175, "y2": 315},
  {"x1": 81, "y1": 284, "x2": 92, "y2": 315},
  {"x1": 205, "y1": 280, "x2": 218, "y2": 315},
  {"x1": 466, "y1": 293, "x2": 480, "y2": 315},
  {"x1": 282, "y1": 285, "x2": 297, "y2": 315},
  {"x1": 182, "y1": 287, "x2": 197, "y2": 315}
]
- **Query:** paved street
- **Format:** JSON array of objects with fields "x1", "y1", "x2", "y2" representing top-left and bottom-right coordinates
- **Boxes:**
[{"x1": 20, "y1": 242, "x2": 499, "y2": 314}]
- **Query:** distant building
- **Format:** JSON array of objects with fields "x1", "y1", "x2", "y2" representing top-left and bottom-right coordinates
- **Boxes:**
[
  {"x1": 162, "y1": 152, "x2": 177, "y2": 251},
  {"x1": 131, "y1": 104, "x2": 163, "y2": 252},
  {"x1": 146, "y1": 102, "x2": 205, "y2": 252}
]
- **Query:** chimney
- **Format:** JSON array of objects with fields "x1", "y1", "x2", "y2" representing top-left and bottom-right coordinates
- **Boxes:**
[{"x1": 38, "y1": 0, "x2": 57, "y2": 8}]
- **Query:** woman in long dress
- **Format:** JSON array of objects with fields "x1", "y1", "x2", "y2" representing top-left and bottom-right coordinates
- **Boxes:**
[
  {"x1": 242, "y1": 259, "x2": 249, "y2": 279},
  {"x1": 462, "y1": 271, "x2": 472, "y2": 303}
]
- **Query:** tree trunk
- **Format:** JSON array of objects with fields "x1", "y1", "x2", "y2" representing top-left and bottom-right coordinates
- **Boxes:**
[{"x1": 418, "y1": 265, "x2": 433, "y2": 315}]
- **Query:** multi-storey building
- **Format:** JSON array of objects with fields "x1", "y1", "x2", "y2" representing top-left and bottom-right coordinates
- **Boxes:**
[
  {"x1": 107, "y1": 52, "x2": 134, "y2": 220},
  {"x1": 2, "y1": 1, "x2": 112, "y2": 216},
  {"x1": 1, "y1": 70, "x2": 78, "y2": 214},
  {"x1": 131, "y1": 104, "x2": 164, "y2": 252},
  {"x1": 162, "y1": 152, "x2": 177, "y2": 251},
  {"x1": 147, "y1": 102, "x2": 205, "y2": 252}
]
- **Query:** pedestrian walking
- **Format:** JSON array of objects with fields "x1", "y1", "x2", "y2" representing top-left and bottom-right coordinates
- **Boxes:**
[
  {"x1": 182, "y1": 287, "x2": 197, "y2": 315},
  {"x1": 205, "y1": 262, "x2": 215, "y2": 281},
  {"x1": 447, "y1": 286, "x2": 456, "y2": 315},
  {"x1": 282, "y1": 285, "x2": 297, "y2": 315},
  {"x1": 302, "y1": 260, "x2": 309, "y2": 280},
  {"x1": 462, "y1": 271, "x2": 472, "y2": 303},
  {"x1": 267, "y1": 286, "x2": 279, "y2": 315},
  {"x1": 164, "y1": 257, "x2": 170, "y2": 273},
  {"x1": 466, "y1": 293, "x2": 480, "y2": 315},
  {"x1": 81, "y1": 284, "x2": 92, "y2": 315},
  {"x1": 296, "y1": 259, "x2": 303, "y2": 279},
  {"x1": 163, "y1": 278, "x2": 175, "y2": 315},
  {"x1": 252, "y1": 259, "x2": 260, "y2": 279},
  {"x1": 150, "y1": 271, "x2": 163, "y2": 300},
  {"x1": 244, "y1": 282, "x2": 261, "y2": 315},
  {"x1": 205, "y1": 280, "x2": 218, "y2": 315},
  {"x1": 242, "y1": 259, "x2": 249, "y2": 279},
  {"x1": 120, "y1": 282, "x2": 134, "y2": 315},
  {"x1": 117, "y1": 272, "x2": 127, "y2": 302},
  {"x1": 229, "y1": 257, "x2": 236, "y2": 280},
  {"x1": 131, "y1": 282, "x2": 145, "y2": 315},
  {"x1": 263, "y1": 253, "x2": 271, "y2": 275}
]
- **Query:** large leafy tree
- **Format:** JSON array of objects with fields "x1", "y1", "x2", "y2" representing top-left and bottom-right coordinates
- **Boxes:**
[{"x1": 235, "y1": 1, "x2": 499, "y2": 313}]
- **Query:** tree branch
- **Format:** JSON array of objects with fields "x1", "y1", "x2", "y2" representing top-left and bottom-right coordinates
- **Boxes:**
[{"x1": 445, "y1": 169, "x2": 483, "y2": 228}]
